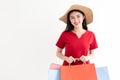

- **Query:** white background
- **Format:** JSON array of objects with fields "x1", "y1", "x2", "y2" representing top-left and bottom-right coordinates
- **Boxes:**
[{"x1": 0, "y1": 0, "x2": 120, "y2": 80}]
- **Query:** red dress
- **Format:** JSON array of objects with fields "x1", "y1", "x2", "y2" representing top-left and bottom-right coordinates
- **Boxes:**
[{"x1": 56, "y1": 30, "x2": 98, "y2": 65}]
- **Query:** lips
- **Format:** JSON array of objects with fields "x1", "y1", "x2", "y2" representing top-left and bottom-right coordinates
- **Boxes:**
[{"x1": 74, "y1": 22, "x2": 80, "y2": 25}]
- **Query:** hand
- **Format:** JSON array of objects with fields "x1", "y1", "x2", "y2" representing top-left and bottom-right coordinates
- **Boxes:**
[
  {"x1": 65, "y1": 56, "x2": 76, "y2": 64},
  {"x1": 79, "y1": 55, "x2": 90, "y2": 63}
]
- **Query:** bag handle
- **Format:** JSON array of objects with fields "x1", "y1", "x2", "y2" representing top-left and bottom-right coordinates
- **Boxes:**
[{"x1": 68, "y1": 58, "x2": 86, "y2": 66}]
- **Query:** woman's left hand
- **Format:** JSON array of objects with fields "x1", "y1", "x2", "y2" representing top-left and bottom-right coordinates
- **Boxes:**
[{"x1": 79, "y1": 55, "x2": 90, "y2": 63}]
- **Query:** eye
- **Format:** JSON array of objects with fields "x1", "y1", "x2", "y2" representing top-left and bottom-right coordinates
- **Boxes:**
[
  {"x1": 77, "y1": 15, "x2": 81, "y2": 18},
  {"x1": 70, "y1": 16, "x2": 75, "y2": 19}
]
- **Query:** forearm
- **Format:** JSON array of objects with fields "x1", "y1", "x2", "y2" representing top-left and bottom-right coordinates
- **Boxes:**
[
  {"x1": 79, "y1": 50, "x2": 95, "y2": 62},
  {"x1": 56, "y1": 52, "x2": 68, "y2": 61},
  {"x1": 88, "y1": 50, "x2": 95, "y2": 59},
  {"x1": 56, "y1": 51, "x2": 76, "y2": 64}
]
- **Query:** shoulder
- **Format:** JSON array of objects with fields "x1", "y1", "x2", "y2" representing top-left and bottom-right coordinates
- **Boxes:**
[
  {"x1": 86, "y1": 30, "x2": 97, "y2": 38},
  {"x1": 86, "y1": 30, "x2": 95, "y2": 35},
  {"x1": 60, "y1": 31, "x2": 71, "y2": 36}
]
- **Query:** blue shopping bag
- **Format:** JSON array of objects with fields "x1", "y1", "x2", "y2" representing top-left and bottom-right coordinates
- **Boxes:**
[
  {"x1": 48, "y1": 63, "x2": 60, "y2": 80},
  {"x1": 48, "y1": 69, "x2": 60, "y2": 80},
  {"x1": 96, "y1": 66, "x2": 110, "y2": 80}
]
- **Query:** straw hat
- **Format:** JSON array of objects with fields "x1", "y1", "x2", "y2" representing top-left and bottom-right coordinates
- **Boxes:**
[{"x1": 59, "y1": 4, "x2": 93, "y2": 24}]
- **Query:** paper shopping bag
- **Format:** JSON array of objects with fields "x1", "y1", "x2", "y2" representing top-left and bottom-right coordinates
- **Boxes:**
[
  {"x1": 48, "y1": 63, "x2": 60, "y2": 80},
  {"x1": 48, "y1": 69, "x2": 60, "y2": 80},
  {"x1": 49, "y1": 63, "x2": 60, "y2": 70},
  {"x1": 60, "y1": 63, "x2": 97, "y2": 80},
  {"x1": 96, "y1": 66, "x2": 110, "y2": 80}
]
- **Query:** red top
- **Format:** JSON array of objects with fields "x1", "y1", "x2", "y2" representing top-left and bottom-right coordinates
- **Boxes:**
[{"x1": 56, "y1": 30, "x2": 98, "y2": 65}]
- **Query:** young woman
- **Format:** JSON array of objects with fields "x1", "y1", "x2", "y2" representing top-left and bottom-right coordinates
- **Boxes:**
[{"x1": 56, "y1": 4, "x2": 98, "y2": 65}]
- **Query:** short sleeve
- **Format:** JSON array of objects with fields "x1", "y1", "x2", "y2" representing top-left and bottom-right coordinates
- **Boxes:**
[
  {"x1": 56, "y1": 32, "x2": 65, "y2": 49},
  {"x1": 90, "y1": 33, "x2": 98, "y2": 50}
]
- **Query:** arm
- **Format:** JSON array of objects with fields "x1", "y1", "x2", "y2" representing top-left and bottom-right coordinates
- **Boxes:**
[
  {"x1": 79, "y1": 49, "x2": 95, "y2": 63},
  {"x1": 56, "y1": 47, "x2": 76, "y2": 64},
  {"x1": 56, "y1": 47, "x2": 67, "y2": 61},
  {"x1": 87, "y1": 49, "x2": 95, "y2": 59}
]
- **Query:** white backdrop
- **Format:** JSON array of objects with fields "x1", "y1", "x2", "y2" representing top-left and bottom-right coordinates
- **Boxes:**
[{"x1": 0, "y1": 0, "x2": 120, "y2": 80}]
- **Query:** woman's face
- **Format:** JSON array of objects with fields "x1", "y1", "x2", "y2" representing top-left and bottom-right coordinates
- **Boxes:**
[{"x1": 69, "y1": 11, "x2": 85, "y2": 27}]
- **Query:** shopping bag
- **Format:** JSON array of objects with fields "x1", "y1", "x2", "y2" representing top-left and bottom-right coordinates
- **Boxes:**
[
  {"x1": 48, "y1": 69, "x2": 60, "y2": 80},
  {"x1": 48, "y1": 63, "x2": 60, "y2": 80},
  {"x1": 49, "y1": 63, "x2": 60, "y2": 70},
  {"x1": 96, "y1": 66, "x2": 110, "y2": 80},
  {"x1": 60, "y1": 63, "x2": 97, "y2": 80}
]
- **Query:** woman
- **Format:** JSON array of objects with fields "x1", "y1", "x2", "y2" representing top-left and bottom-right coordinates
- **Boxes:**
[{"x1": 56, "y1": 4, "x2": 98, "y2": 65}]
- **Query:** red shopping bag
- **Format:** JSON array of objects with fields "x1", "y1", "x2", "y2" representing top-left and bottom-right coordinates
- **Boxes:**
[{"x1": 60, "y1": 63, "x2": 97, "y2": 80}]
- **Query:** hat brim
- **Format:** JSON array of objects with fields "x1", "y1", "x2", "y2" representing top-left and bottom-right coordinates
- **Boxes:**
[{"x1": 59, "y1": 4, "x2": 93, "y2": 24}]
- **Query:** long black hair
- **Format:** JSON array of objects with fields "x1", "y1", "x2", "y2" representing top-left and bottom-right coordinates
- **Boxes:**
[{"x1": 65, "y1": 9, "x2": 88, "y2": 31}]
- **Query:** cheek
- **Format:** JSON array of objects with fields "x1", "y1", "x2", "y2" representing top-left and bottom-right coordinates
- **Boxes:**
[
  {"x1": 70, "y1": 19, "x2": 74, "y2": 24},
  {"x1": 81, "y1": 16, "x2": 85, "y2": 21},
  {"x1": 79, "y1": 18, "x2": 84, "y2": 22}
]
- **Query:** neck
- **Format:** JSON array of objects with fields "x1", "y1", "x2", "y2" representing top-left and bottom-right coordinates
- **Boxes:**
[{"x1": 73, "y1": 26, "x2": 84, "y2": 33}]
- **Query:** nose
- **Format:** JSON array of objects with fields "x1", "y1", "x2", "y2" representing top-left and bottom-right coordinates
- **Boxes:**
[{"x1": 74, "y1": 18, "x2": 78, "y2": 22}]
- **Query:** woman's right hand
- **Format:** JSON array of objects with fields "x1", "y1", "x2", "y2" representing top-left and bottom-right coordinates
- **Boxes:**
[{"x1": 65, "y1": 56, "x2": 76, "y2": 64}]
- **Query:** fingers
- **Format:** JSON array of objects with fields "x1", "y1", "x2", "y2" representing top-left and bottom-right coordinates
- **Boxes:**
[
  {"x1": 69, "y1": 56, "x2": 76, "y2": 62},
  {"x1": 65, "y1": 55, "x2": 89, "y2": 64},
  {"x1": 80, "y1": 55, "x2": 85, "y2": 62},
  {"x1": 79, "y1": 55, "x2": 89, "y2": 63},
  {"x1": 66, "y1": 56, "x2": 76, "y2": 64}
]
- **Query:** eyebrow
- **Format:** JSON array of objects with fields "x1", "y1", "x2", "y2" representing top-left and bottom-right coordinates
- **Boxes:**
[{"x1": 70, "y1": 14, "x2": 81, "y2": 17}]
